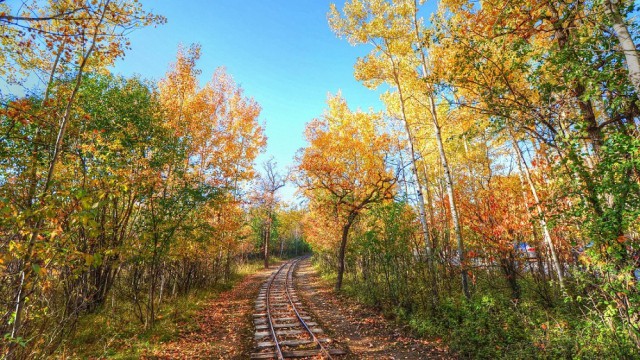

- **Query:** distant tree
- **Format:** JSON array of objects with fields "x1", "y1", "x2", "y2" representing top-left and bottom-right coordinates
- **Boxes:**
[{"x1": 253, "y1": 158, "x2": 286, "y2": 268}]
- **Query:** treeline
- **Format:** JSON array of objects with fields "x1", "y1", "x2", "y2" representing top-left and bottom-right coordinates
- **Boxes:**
[
  {"x1": 0, "y1": 2, "x2": 305, "y2": 358},
  {"x1": 298, "y1": 0, "x2": 640, "y2": 358},
  {"x1": 0, "y1": 49, "x2": 263, "y2": 357}
]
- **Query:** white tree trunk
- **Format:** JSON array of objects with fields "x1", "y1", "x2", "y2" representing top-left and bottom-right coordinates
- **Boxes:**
[
  {"x1": 409, "y1": 0, "x2": 468, "y2": 297},
  {"x1": 509, "y1": 128, "x2": 565, "y2": 288},
  {"x1": 428, "y1": 95, "x2": 470, "y2": 299},
  {"x1": 605, "y1": 0, "x2": 640, "y2": 100},
  {"x1": 385, "y1": 43, "x2": 433, "y2": 259}
]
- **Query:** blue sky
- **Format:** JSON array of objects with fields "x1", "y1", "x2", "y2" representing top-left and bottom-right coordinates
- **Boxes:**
[{"x1": 111, "y1": 1, "x2": 387, "y2": 201}]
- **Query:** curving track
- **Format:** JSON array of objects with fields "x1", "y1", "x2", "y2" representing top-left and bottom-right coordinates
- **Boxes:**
[{"x1": 251, "y1": 257, "x2": 345, "y2": 359}]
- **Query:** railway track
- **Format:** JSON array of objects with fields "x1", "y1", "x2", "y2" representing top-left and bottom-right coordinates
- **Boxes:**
[{"x1": 251, "y1": 257, "x2": 346, "y2": 359}]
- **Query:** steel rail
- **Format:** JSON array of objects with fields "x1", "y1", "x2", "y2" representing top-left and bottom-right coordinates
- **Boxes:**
[
  {"x1": 265, "y1": 261, "x2": 289, "y2": 360},
  {"x1": 284, "y1": 257, "x2": 333, "y2": 359}
]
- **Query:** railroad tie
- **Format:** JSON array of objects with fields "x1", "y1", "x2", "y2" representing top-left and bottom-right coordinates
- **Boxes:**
[{"x1": 251, "y1": 257, "x2": 345, "y2": 359}]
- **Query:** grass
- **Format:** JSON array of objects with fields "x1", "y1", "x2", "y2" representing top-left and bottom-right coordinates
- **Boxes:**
[{"x1": 55, "y1": 261, "x2": 264, "y2": 359}]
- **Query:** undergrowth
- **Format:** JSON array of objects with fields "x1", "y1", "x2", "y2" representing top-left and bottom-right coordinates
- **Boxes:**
[
  {"x1": 55, "y1": 260, "x2": 264, "y2": 359},
  {"x1": 314, "y1": 259, "x2": 640, "y2": 359}
]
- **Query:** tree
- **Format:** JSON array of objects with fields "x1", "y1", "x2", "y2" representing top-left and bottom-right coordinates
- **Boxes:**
[
  {"x1": 0, "y1": 1, "x2": 164, "y2": 352},
  {"x1": 253, "y1": 158, "x2": 286, "y2": 268},
  {"x1": 296, "y1": 94, "x2": 398, "y2": 290},
  {"x1": 329, "y1": 0, "x2": 471, "y2": 298}
]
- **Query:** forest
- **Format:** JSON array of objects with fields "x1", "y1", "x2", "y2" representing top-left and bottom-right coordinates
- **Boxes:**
[{"x1": 1, "y1": 0, "x2": 640, "y2": 359}]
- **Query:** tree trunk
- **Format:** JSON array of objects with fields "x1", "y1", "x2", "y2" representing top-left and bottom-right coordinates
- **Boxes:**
[
  {"x1": 428, "y1": 94, "x2": 470, "y2": 299},
  {"x1": 509, "y1": 128, "x2": 565, "y2": 289},
  {"x1": 500, "y1": 252, "x2": 521, "y2": 300},
  {"x1": 605, "y1": 0, "x2": 640, "y2": 100},
  {"x1": 148, "y1": 236, "x2": 159, "y2": 329},
  {"x1": 421, "y1": 161, "x2": 437, "y2": 249},
  {"x1": 279, "y1": 237, "x2": 284, "y2": 258},
  {"x1": 158, "y1": 271, "x2": 165, "y2": 305},
  {"x1": 336, "y1": 213, "x2": 357, "y2": 291},
  {"x1": 548, "y1": 6, "x2": 603, "y2": 155},
  {"x1": 224, "y1": 248, "x2": 231, "y2": 282},
  {"x1": 264, "y1": 217, "x2": 271, "y2": 269},
  {"x1": 384, "y1": 39, "x2": 432, "y2": 259}
]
